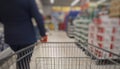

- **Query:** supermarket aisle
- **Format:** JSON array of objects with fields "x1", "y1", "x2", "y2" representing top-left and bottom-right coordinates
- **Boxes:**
[{"x1": 47, "y1": 31, "x2": 75, "y2": 42}]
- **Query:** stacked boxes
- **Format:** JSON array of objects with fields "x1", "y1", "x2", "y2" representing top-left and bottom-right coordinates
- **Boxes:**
[
  {"x1": 88, "y1": 23, "x2": 97, "y2": 57},
  {"x1": 110, "y1": 0, "x2": 120, "y2": 17},
  {"x1": 88, "y1": 16, "x2": 120, "y2": 59}
]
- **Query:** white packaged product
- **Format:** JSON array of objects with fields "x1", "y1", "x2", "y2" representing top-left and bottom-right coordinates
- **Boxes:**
[
  {"x1": 97, "y1": 43, "x2": 111, "y2": 49},
  {"x1": 88, "y1": 23, "x2": 97, "y2": 32},
  {"x1": 110, "y1": 18, "x2": 120, "y2": 27},
  {"x1": 93, "y1": 48, "x2": 110, "y2": 59},
  {"x1": 112, "y1": 42, "x2": 120, "y2": 49},
  {"x1": 109, "y1": 49, "x2": 120, "y2": 59},
  {"x1": 97, "y1": 25, "x2": 114, "y2": 35},
  {"x1": 88, "y1": 23, "x2": 97, "y2": 40},
  {"x1": 113, "y1": 27, "x2": 120, "y2": 34},
  {"x1": 111, "y1": 35, "x2": 120, "y2": 42},
  {"x1": 96, "y1": 34, "x2": 112, "y2": 43}
]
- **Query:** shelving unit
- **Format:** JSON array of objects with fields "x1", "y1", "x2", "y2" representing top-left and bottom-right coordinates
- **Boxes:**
[
  {"x1": 74, "y1": 17, "x2": 91, "y2": 50},
  {"x1": 67, "y1": 23, "x2": 75, "y2": 38}
]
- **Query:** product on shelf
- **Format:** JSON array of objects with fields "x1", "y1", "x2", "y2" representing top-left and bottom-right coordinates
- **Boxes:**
[
  {"x1": 88, "y1": 15, "x2": 120, "y2": 59},
  {"x1": 67, "y1": 19, "x2": 75, "y2": 37},
  {"x1": 74, "y1": 16, "x2": 91, "y2": 48}
]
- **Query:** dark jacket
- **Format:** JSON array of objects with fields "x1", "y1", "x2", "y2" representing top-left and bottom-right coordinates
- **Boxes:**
[{"x1": 0, "y1": 0, "x2": 46, "y2": 45}]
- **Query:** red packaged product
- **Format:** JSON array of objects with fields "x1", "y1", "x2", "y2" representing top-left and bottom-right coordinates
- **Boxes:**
[
  {"x1": 98, "y1": 51, "x2": 102, "y2": 57},
  {"x1": 93, "y1": 18, "x2": 102, "y2": 25},
  {"x1": 111, "y1": 36, "x2": 115, "y2": 41},
  {"x1": 98, "y1": 43, "x2": 103, "y2": 48},
  {"x1": 98, "y1": 27, "x2": 104, "y2": 33},
  {"x1": 112, "y1": 27, "x2": 116, "y2": 34},
  {"x1": 97, "y1": 35, "x2": 104, "y2": 41},
  {"x1": 109, "y1": 53, "x2": 112, "y2": 57},
  {"x1": 110, "y1": 44, "x2": 114, "y2": 49}
]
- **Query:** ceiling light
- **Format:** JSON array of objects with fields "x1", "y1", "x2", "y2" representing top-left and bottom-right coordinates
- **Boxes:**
[
  {"x1": 50, "y1": 0, "x2": 54, "y2": 4},
  {"x1": 71, "y1": 0, "x2": 80, "y2": 6}
]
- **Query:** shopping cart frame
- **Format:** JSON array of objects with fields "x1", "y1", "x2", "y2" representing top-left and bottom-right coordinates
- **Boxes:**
[{"x1": 0, "y1": 42, "x2": 120, "y2": 69}]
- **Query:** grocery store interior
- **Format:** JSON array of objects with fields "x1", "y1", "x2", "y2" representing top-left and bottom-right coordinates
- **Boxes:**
[{"x1": 0, "y1": 0, "x2": 120, "y2": 69}]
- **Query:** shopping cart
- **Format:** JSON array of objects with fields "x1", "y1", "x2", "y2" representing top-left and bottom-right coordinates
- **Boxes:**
[{"x1": 0, "y1": 42, "x2": 120, "y2": 69}]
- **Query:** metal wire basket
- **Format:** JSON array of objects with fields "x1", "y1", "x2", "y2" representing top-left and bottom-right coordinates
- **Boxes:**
[{"x1": 0, "y1": 42, "x2": 120, "y2": 69}]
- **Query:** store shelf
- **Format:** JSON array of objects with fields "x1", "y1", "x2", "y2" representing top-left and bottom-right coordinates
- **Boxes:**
[
  {"x1": 67, "y1": 23, "x2": 75, "y2": 38},
  {"x1": 74, "y1": 17, "x2": 91, "y2": 56}
]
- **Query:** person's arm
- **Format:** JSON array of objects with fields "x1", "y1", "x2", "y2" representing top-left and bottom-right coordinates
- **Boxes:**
[
  {"x1": 29, "y1": 0, "x2": 46, "y2": 37},
  {"x1": 0, "y1": 18, "x2": 3, "y2": 24}
]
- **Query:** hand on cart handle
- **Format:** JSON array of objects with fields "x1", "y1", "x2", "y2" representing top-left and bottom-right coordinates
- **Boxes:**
[{"x1": 40, "y1": 35, "x2": 48, "y2": 42}]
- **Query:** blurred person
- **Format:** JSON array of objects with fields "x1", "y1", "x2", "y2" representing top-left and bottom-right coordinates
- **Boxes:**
[
  {"x1": 0, "y1": 0, "x2": 47, "y2": 69},
  {"x1": 51, "y1": 16, "x2": 59, "y2": 31},
  {"x1": 51, "y1": 12, "x2": 60, "y2": 31}
]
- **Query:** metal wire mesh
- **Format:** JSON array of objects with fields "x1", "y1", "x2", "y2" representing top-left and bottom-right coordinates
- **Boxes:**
[
  {"x1": 36, "y1": 57, "x2": 120, "y2": 69},
  {"x1": 36, "y1": 42, "x2": 87, "y2": 58},
  {"x1": 0, "y1": 42, "x2": 120, "y2": 69},
  {"x1": 35, "y1": 42, "x2": 120, "y2": 69}
]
